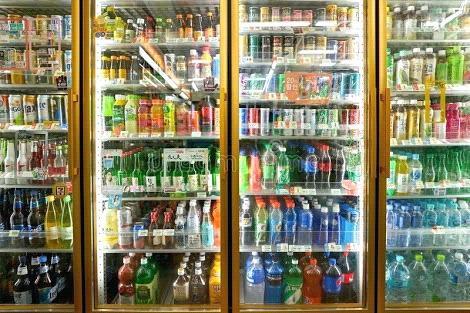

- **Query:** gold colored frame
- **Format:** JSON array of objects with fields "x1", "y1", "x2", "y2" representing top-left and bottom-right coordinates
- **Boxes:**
[
  {"x1": 230, "y1": 0, "x2": 376, "y2": 312},
  {"x1": 0, "y1": 0, "x2": 82, "y2": 312},
  {"x1": 377, "y1": 0, "x2": 470, "y2": 312},
  {"x1": 83, "y1": 0, "x2": 229, "y2": 312}
]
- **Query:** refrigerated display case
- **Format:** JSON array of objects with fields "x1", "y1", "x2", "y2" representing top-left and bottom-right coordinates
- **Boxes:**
[
  {"x1": 0, "y1": 0, "x2": 81, "y2": 312},
  {"x1": 379, "y1": 0, "x2": 470, "y2": 311},
  {"x1": 231, "y1": 0, "x2": 376, "y2": 311},
  {"x1": 83, "y1": 0, "x2": 227, "y2": 311}
]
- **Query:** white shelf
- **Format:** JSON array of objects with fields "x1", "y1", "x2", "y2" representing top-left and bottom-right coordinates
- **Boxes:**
[
  {"x1": 392, "y1": 86, "x2": 470, "y2": 97},
  {"x1": 388, "y1": 39, "x2": 470, "y2": 48},
  {"x1": 240, "y1": 134, "x2": 362, "y2": 141},
  {"x1": 102, "y1": 135, "x2": 219, "y2": 142},
  {"x1": 101, "y1": 247, "x2": 220, "y2": 254},
  {"x1": 391, "y1": 138, "x2": 470, "y2": 148}
]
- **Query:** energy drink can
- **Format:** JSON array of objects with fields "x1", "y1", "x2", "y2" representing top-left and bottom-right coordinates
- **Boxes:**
[
  {"x1": 339, "y1": 108, "x2": 349, "y2": 136},
  {"x1": 326, "y1": 5, "x2": 338, "y2": 21},
  {"x1": 277, "y1": 73, "x2": 285, "y2": 95},
  {"x1": 0, "y1": 95, "x2": 8, "y2": 123},
  {"x1": 316, "y1": 36, "x2": 327, "y2": 50},
  {"x1": 23, "y1": 95, "x2": 37, "y2": 125},
  {"x1": 305, "y1": 36, "x2": 315, "y2": 50},
  {"x1": 331, "y1": 73, "x2": 342, "y2": 99},
  {"x1": 52, "y1": 95, "x2": 66, "y2": 126},
  {"x1": 50, "y1": 15, "x2": 63, "y2": 39},
  {"x1": 273, "y1": 36, "x2": 283, "y2": 58},
  {"x1": 240, "y1": 108, "x2": 249, "y2": 135},
  {"x1": 272, "y1": 109, "x2": 283, "y2": 135},
  {"x1": 347, "y1": 38, "x2": 358, "y2": 59},
  {"x1": 239, "y1": 73, "x2": 250, "y2": 96},
  {"x1": 305, "y1": 108, "x2": 316, "y2": 135},
  {"x1": 281, "y1": 7, "x2": 292, "y2": 21},
  {"x1": 316, "y1": 8, "x2": 326, "y2": 22},
  {"x1": 249, "y1": 34, "x2": 260, "y2": 59},
  {"x1": 339, "y1": 73, "x2": 349, "y2": 99},
  {"x1": 63, "y1": 15, "x2": 72, "y2": 40},
  {"x1": 283, "y1": 109, "x2": 294, "y2": 136},
  {"x1": 261, "y1": 35, "x2": 271, "y2": 60},
  {"x1": 292, "y1": 10, "x2": 303, "y2": 21},
  {"x1": 37, "y1": 95, "x2": 50, "y2": 123},
  {"x1": 327, "y1": 39, "x2": 338, "y2": 60},
  {"x1": 294, "y1": 109, "x2": 305, "y2": 136},
  {"x1": 337, "y1": 40, "x2": 347, "y2": 59},
  {"x1": 35, "y1": 15, "x2": 48, "y2": 38},
  {"x1": 64, "y1": 50, "x2": 72, "y2": 86},
  {"x1": 317, "y1": 108, "x2": 329, "y2": 135},
  {"x1": 337, "y1": 7, "x2": 348, "y2": 30},
  {"x1": 249, "y1": 7, "x2": 260, "y2": 22},
  {"x1": 248, "y1": 108, "x2": 260, "y2": 136},
  {"x1": 8, "y1": 95, "x2": 23, "y2": 125},
  {"x1": 283, "y1": 36, "x2": 294, "y2": 59},
  {"x1": 302, "y1": 10, "x2": 314, "y2": 26},
  {"x1": 260, "y1": 108, "x2": 270, "y2": 135},
  {"x1": 260, "y1": 7, "x2": 270, "y2": 22},
  {"x1": 349, "y1": 73, "x2": 360, "y2": 97},
  {"x1": 271, "y1": 7, "x2": 281, "y2": 21}
]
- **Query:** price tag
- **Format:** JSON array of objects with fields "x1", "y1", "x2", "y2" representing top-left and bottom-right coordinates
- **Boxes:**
[
  {"x1": 289, "y1": 245, "x2": 303, "y2": 252},
  {"x1": 191, "y1": 132, "x2": 202, "y2": 137},
  {"x1": 138, "y1": 229, "x2": 148, "y2": 237},
  {"x1": 331, "y1": 189, "x2": 341, "y2": 195},
  {"x1": 424, "y1": 182, "x2": 436, "y2": 189},
  {"x1": 120, "y1": 131, "x2": 129, "y2": 138},
  {"x1": 9, "y1": 230, "x2": 19, "y2": 237},
  {"x1": 164, "y1": 132, "x2": 175, "y2": 138},
  {"x1": 432, "y1": 226, "x2": 445, "y2": 234},
  {"x1": 276, "y1": 243, "x2": 288, "y2": 252},
  {"x1": 390, "y1": 138, "x2": 398, "y2": 146},
  {"x1": 261, "y1": 245, "x2": 272, "y2": 252},
  {"x1": 153, "y1": 229, "x2": 163, "y2": 236},
  {"x1": 163, "y1": 229, "x2": 175, "y2": 236},
  {"x1": 346, "y1": 242, "x2": 359, "y2": 251},
  {"x1": 32, "y1": 168, "x2": 47, "y2": 181},
  {"x1": 268, "y1": 92, "x2": 278, "y2": 100},
  {"x1": 302, "y1": 189, "x2": 316, "y2": 195},
  {"x1": 325, "y1": 242, "x2": 342, "y2": 252},
  {"x1": 303, "y1": 245, "x2": 312, "y2": 252},
  {"x1": 401, "y1": 140, "x2": 410, "y2": 145},
  {"x1": 197, "y1": 192, "x2": 207, "y2": 198},
  {"x1": 276, "y1": 189, "x2": 289, "y2": 195},
  {"x1": 411, "y1": 138, "x2": 423, "y2": 145}
]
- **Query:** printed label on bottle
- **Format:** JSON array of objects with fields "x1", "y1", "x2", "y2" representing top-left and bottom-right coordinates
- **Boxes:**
[
  {"x1": 188, "y1": 174, "x2": 199, "y2": 191},
  {"x1": 131, "y1": 177, "x2": 140, "y2": 192},
  {"x1": 136, "y1": 282, "x2": 155, "y2": 304},
  {"x1": 342, "y1": 272, "x2": 354, "y2": 284},
  {"x1": 173, "y1": 284, "x2": 190, "y2": 303},
  {"x1": 38, "y1": 287, "x2": 52, "y2": 304},
  {"x1": 174, "y1": 176, "x2": 184, "y2": 192},
  {"x1": 61, "y1": 226, "x2": 73, "y2": 240},
  {"x1": 57, "y1": 276, "x2": 66, "y2": 293},
  {"x1": 323, "y1": 276, "x2": 341, "y2": 293},
  {"x1": 153, "y1": 229, "x2": 162, "y2": 246},
  {"x1": 145, "y1": 176, "x2": 157, "y2": 192},
  {"x1": 13, "y1": 290, "x2": 32, "y2": 304},
  {"x1": 49, "y1": 284, "x2": 58, "y2": 302},
  {"x1": 396, "y1": 174, "x2": 409, "y2": 193},
  {"x1": 119, "y1": 294, "x2": 135, "y2": 304},
  {"x1": 46, "y1": 226, "x2": 59, "y2": 240},
  {"x1": 241, "y1": 217, "x2": 252, "y2": 227},
  {"x1": 282, "y1": 282, "x2": 302, "y2": 304}
]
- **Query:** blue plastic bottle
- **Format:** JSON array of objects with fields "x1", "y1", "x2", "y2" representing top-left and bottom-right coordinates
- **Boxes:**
[
  {"x1": 264, "y1": 259, "x2": 284, "y2": 304},
  {"x1": 389, "y1": 255, "x2": 410, "y2": 303},
  {"x1": 386, "y1": 204, "x2": 397, "y2": 247},
  {"x1": 422, "y1": 203, "x2": 437, "y2": 246},
  {"x1": 328, "y1": 204, "x2": 340, "y2": 244},
  {"x1": 447, "y1": 202, "x2": 461, "y2": 246},
  {"x1": 284, "y1": 202, "x2": 297, "y2": 245},
  {"x1": 435, "y1": 203, "x2": 449, "y2": 246},
  {"x1": 322, "y1": 258, "x2": 342, "y2": 303},
  {"x1": 312, "y1": 203, "x2": 321, "y2": 244},
  {"x1": 245, "y1": 256, "x2": 265, "y2": 304},
  {"x1": 269, "y1": 203, "x2": 283, "y2": 244},
  {"x1": 396, "y1": 206, "x2": 411, "y2": 247},
  {"x1": 297, "y1": 201, "x2": 313, "y2": 245},
  {"x1": 318, "y1": 207, "x2": 329, "y2": 245}
]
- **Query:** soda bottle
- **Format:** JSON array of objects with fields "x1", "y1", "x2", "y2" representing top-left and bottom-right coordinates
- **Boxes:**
[
  {"x1": 269, "y1": 202, "x2": 283, "y2": 244},
  {"x1": 190, "y1": 266, "x2": 208, "y2": 304},
  {"x1": 135, "y1": 257, "x2": 156, "y2": 304},
  {"x1": 302, "y1": 258, "x2": 323, "y2": 304},
  {"x1": 322, "y1": 258, "x2": 342, "y2": 303},
  {"x1": 331, "y1": 147, "x2": 345, "y2": 188},
  {"x1": 254, "y1": 199, "x2": 268, "y2": 246},
  {"x1": 318, "y1": 145, "x2": 332, "y2": 189},
  {"x1": 284, "y1": 202, "x2": 297, "y2": 245},
  {"x1": 12, "y1": 256, "x2": 32, "y2": 304},
  {"x1": 318, "y1": 207, "x2": 329, "y2": 245},
  {"x1": 328, "y1": 203, "x2": 340, "y2": 244},
  {"x1": 303, "y1": 146, "x2": 318, "y2": 189},
  {"x1": 282, "y1": 258, "x2": 302, "y2": 304},
  {"x1": 408, "y1": 154, "x2": 423, "y2": 194},
  {"x1": 173, "y1": 267, "x2": 190, "y2": 304},
  {"x1": 338, "y1": 251, "x2": 357, "y2": 303},
  {"x1": 264, "y1": 259, "x2": 283, "y2": 304},
  {"x1": 162, "y1": 211, "x2": 174, "y2": 249},
  {"x1": 239, "y1": 200, "x2": 253, "y2": 246},
  {"x1": 239, "y1": 148, "x2": 250, "y2": 193},
  {"x1": 409, "y1": 254, "x2": 429, "y2": 302},
  {"x1": 249, "y1": 148, "x2": 262, "y2": 191},
  {"x1": 244, "y1": 256, "x2": 265, "y2": 303},
  {"x1": 60, "y1": 195, "x2": 73, "y2": 248},
  {"x1": 261, "y1": 144, "x2": 276, "y2": 190},
  {"x1": 431, "y1": 254, "x2": 450, "y2": 302},
  {"x1": 388, "y1": 255, "x2": 410, "y2": 303},
  {"x1": 396, "y1": 155, "x2": 409, "y2": 195},
  {"x1": 297, "y1": 202, "x2": 313, "y2": 245},
  {"x1": 276, "y1": 146, "x2": 290, "y2": 189},
  {"x1": 299, "y1": 252, "x2": 312, "y2": 271},
  {"x1": 35, "y1": 255, "x2": 53, "y2": 304}
]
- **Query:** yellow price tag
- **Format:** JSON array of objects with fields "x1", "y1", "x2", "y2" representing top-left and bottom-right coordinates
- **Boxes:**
[{"x1": 438, "y1": 82, "x2": 446, "y2": 123}]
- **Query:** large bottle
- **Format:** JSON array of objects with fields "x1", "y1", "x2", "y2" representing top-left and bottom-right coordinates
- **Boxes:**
[
  {"x1": 322, "y1": 258, "x2": 342, "y2": 303},
  {"x1": 449, "y1": 252, "x2": 467, "y2": 301},
  {"x1": 244, "y1": 256, "x2": 265, "y2": 304},
  {"x1": 190, "y1": 266, "x2": 208, "y2": 304},
  {"x1": 338, "y1": 251, "x2": 357, "y2": 302},
  {"x1": 282, "y1": 258, "x2": 302, "y2": 304},
  {"x1": 431, "y1": 254, "x2": 450, "y2": 302},
  {"x1": 261, "y1": 144, "x2": 276, "y2": 190},
  {"x1": 35, "y1": 256, "x2": 53, "y2": 304},
  {"x1": 409, "y1": 254, "x2": 429, "y2": 302},
  {"x1": 135, "y1": 257, "x2": 156, "y2": 304},
  {"x1": 173, "y1": 267, "x2": 190, "y2": 304},
  {"x1": 389, "y1": 255, "x2": 410, "y2": 303},
  {"x1": 283, "y1": 202, "x2": 297, "y2": 245},
  {"x1": 13, "y1": 256, "x2": 32, "y2": 304},
  {"x1": 318, "y1": 145, "x2": 332, "y2": 189},
  {"x1": 304, "y1": 146, "x2": 318, "y2": 189},
  {"x1": 302, "y1": 258, "x2": 322, "y2": 304},
  {"x1": 297, "y1": 201, "x2": 313, "y2": 245},
  {"x1": 264, "y1": 259, "x2": 284, "y2": 304}
]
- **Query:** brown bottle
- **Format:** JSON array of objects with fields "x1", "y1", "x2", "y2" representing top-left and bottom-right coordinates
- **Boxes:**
[
  {"x1": 176, "y1": 14, "x2": 185, "y2": 39},
  {"x1": 194, "y1": 14, "x2": 203, "y2": 41},
  {"x1": 110, "y1": 55, "x2": 119, "y2": 81},
  {"x1": 185, "y1": 14, "x2": 193, "y2": 39},
  {"x1": 162, "y1": 210, "x2": 174, "y2": 248},
  {"x1": 101, "y1": 54, "x2": 111, "y2": 80},
  {"x1": 204, "y1": 12, "x2": 214, "y2": 39}
]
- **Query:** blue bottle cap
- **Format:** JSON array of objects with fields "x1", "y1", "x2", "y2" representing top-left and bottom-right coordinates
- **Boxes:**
[
  {"x1": 396, "y1": 255, "x2": 404, "y2": 262},
  {"x1": 328, "y1": 258, "x2": 336, "y2": 266},
  {"x1": 40, "y1": 255, "x2": 48, "y2": 263}
]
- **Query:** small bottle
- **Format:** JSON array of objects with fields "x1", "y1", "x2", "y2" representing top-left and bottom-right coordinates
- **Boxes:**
[
  {"x1": 185, "y1": 14, "x2": 193, "y2": 40},
  {"x1": 173, "y1": 267, "x2": 190, "y2": 304},
  {"x1": 194, "y1": 14, "x2": 204, "y2": 41},
  {"x1": 124, "y1": 19, "x2": 135, "y2": 43}
]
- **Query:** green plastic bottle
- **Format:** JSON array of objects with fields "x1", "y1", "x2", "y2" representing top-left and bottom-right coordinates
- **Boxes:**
[
  {"x1": 282, "y1": 258, "x2": 302, "y2": 304},
  {"x1": 135, "y1": 257, "x2": 156, "y2": 304},
  {"x1": 387, "y1": 152, "x2": 397, "y2": 196},
  {"x1": 276, "y1": 146, "x2": 290, "y2": 189},
  {"x1": 145, "y1": 253, "x2": 160, "y2": 303},
  {"x1": 435, "y1": 50, "x2": 448, "y2": 85},
  {"x1": 447, "y1": 47, "x2": 464, "y2": 85},
  {"x1": 239, "y1": 148, "x2": 250, "y2": 193}
]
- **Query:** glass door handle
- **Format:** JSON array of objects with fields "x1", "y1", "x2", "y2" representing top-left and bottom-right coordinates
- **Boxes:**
[
  {"x1": 379, "y1": 87, "x2": 391, "y2": 178},
  {"x1": 67, "y1": 89, "x2": 79, "y2": 180}
]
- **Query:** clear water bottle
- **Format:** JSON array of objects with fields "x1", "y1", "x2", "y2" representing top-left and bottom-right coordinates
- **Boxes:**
[
  {"x1": 435, "y1": 203, "x2": 448, "y2": 246},
  {"x1": 386, "y1": 204, "x2": 397, "y2": 247},
  {"x1": 447, "y1": 202, "x2": 462, "y2": 246},
  {"x1": 409, "y1": 206, "x2": 423, "y2": 247},
  {"x1": 409, "y1": 254, "x2": 430, "y2": 302},
  {"x1": 389, "y1": 255, "x2": 410, "y2": 303},
  {"x1": 449, "y1": 252, "x2": 467, "y2": 301},
  {"x1": 431, "y1": 254, "x2": 450, "y2": 302},
  {"x1": 245, "y1": 256, "x2": 265, "y2": 304},
  {"x1": 422, "y1": 203, "x2": 437, "y2": 246},
  {"x1": 397, "y1": 206, "x2": 411, "y2": 247}
]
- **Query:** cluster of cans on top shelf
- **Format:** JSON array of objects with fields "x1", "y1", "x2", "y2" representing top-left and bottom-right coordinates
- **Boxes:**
[{"x1": 0, "y1": 14, "x2": 72, "y2": 41}]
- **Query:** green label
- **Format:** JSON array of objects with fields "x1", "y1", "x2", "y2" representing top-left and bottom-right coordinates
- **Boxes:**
[
  {"x1": 136, "y1": 282, "x2": 155, "y2": 304},
  {"x1": 263, "y1": 165, "x2": 275, "y2": 180},
  {"x1": 282, "y1": 280, "x2": 302, "y2": 304}
]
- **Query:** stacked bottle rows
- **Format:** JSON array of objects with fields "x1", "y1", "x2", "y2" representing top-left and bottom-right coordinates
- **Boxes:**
[
  {"x1": 386, "y1": 198, "x2": 470, "y2": 248},
  {"x1": 387, "y1": 251, "x2": 470, "y2": 303},
  {"x1": 102, "y1": 145, "x2": 220, "y2": 194},
  {"x1": 240, "y1": 196, "x2": 359, "y2": 247},
  {"x1": 102, "y1": 199, "x2": 220, "y2": 250},
  {"x1": 0, "y1": 138, "x2": 68, "y2": 184},
  {"x1": 239, "y1": 142, "x2": 361, "y2": 192},
  {"x1": 391, "y1": 98, "x2": 470, "y2": 142},
  {"x1": 0, "y1": 190, "x2": 73, "y2": 249},
  {"x1": 117, "y1": 252, "x2": 220, "y2": 304},
  {"x1": 387, "y1": 148, "x2": 470, "y2": 196},
  {"x1": 0, "y1": 253, "x2": 73, "y2": 304},
  {"x1": 0, "y1": 14, "x2": 71, "y2": 41},
  {"x1": 243, "y1": 251, "x2": 357, "y2": 304},
  {"x1": 102, "y1": 95, "x2": 219, "y2": 138}
]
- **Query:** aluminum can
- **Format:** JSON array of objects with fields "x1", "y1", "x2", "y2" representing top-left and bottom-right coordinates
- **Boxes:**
[
  {"x1": 260, "y1": 7, "x2": 270, "y2": 22},
  {"x1": 339, "y1": 108, "x2": 349, "y2": 136},
  {"x1": 23, "y1": 95, "x2": 37, "y2": 125},
  {"x1": 347, "y1": 8, "x2": 359, "y2": 24},
  {"x1": 239, "y1": 5, "x2": 248, "y2": 23},
  {"x1": 294, "y1": 109, "x2": 305, "y2": 136},
  {"x1": 64, "y1": 50, "x2": 72, "y2": 79},
  {"x1": 132, "y1": 222, "x2": 145, "y2": 247},
  {"x1": 239, "y1": 73, "x2": 250, "y2": 96},
  {"x1": 50, "y1": 15, "x2": 63, "y2": 39},
  {"x1": 277, "y1": 73, "x2": 285, "y2": 94},
  {"x1": 273, "y1": 36, "x2": 283, "y2": 58},
  {"x1": 267, "y1": 74, "x2": 277, "y2": 93},
  {"x1": 249, "y1": 73, "x2": 264, "y2": 94},
  {"x1": 305, "y1": 108, "x2": 316, "y2": 135},
  {"x1": 316, "y1": 8, "x2": 326, "y2": 22},
  {"x1": 240, "y1": 107, "x2": 249, "y2": 135},
  {"x1": 339, "y1": 73, "x2": 349, "y2": 99},
  {"x1": 317, "y1": 108, "x2": 329, "y2": 136},
  {"x1": 164, "y1": 53, "x2": 176, "y2": 77},
  {"x1": 8, "y1": 95, "x2": 23, "y2": 125},
  {"x1": 272, "y1": 109, "x2": 283, "y2": 135},
  {"x1": 283, "y1": 36, "x2": 294, "y2": 59},
  {"x1": 52, "y1": 95, "x2": 66, "y2": 126},
  {"x1": 337, "y1": 7, "x2": 348, "y2": 30},
  {"x1": 331, "y1": 73, "x2": 342, "y2": 99},
  {"x1": 349, "y1": 73, "x2": 360, "y2": 97},
  {"x1": 283, "y1": 109, "x2": 294, "y2": 136},
  {"x1": 260, "y1": 108, "x2": 270, "y2": 135},
  {"x1": 305, "y1": 36, "x2": 315, "y2": 50},
  {"x1": 327, "y1": 39, "x2": 338, "y2": 60},
  {"x1": 63, "y1": 15, "x2": 72, "y2": 39},
  {"x1": 326, "y1": 5, "x2": 338, "y2": 21},
  {"x1": 281, "y1": 7, "x2": 292, "y2": 21},
  {"x1": 0, "y1": 95, "x2": 8, "y2": 123},
  {"x1": 302, "y1": 10, "x2": 314, "y2": 26},
  {"x1": 347, "y1": 38, "x2": 358, "y2": 59},
  {"x1": 37, "y1": 95, "x2": 51, "y2": 123},
  {"x1": 337, "y1": 40, "x2": 347, "y2": 59},
  {"x1": 249, "y1": 7, "x2": 260, "y2": 22},
  {"x1": 35, "y1": 15, "x2": 48, "y2": 38},
  {"x1": 349, "y1": 107, "x2": 359, "y2": 135},
  {"x1": 239, "y1": 35, "x2": 248, "y2": 59},
  {"x1": 271, "y1": 7, "x2": 281, "y2": 22},
  {"x1": 249, "y1": 34, "x2": 260, "y2": 60},
  {"x1": 117, "y1": 207, "x2": 133, "y2": 248},
  {"x1": 261, "y1": 35, "x2": 271, "y2": 60},
  {"x1": 248, "y1": 108, "x2": 260, "y2": 136},
  {"x1": 294, "y1": 34, "x2": 304, "y2": 57},
  {"x1": 292, "y1": 10, "x2": 303, "y2": 22},
  {"x1": 316, "y1": 36, "x2": 327, "y2": 50}
]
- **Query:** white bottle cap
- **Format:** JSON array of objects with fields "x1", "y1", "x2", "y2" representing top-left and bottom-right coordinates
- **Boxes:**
[
  {"x1": 180, "y1": 262, "x2": 187, "y2": 269},
  {"x1": 303, "y1": 202, "x2": 310, "y2": 210},
  {"x1": 145, "y1": 253, "x2": 152, "y2": 257},
  {"x1": 394, "y1": 7, "x2": 401, "y2": 13},
  {"x1": 292, "y1": 259, "x2": 298, "y2": 265},
  {"x1": 123, "y1": 256, "x2": 130, "y2": 264},
  {"x1": 251, "y1": 251, "x2": 259, "y2": 256},
  {"x1": 141, "y1": 257, "x2": 147, "y2": 265},
  {"x1": 195, "y1": 261, "x2": 201, "y2": 268},
  {"x1": 426, "y1": 48, "x2": 433, "y2": 53},
  {"x1": 195, "y1": 268, "x2": 202, "y2": 275},
  {"x1": 455, "y1": 252, "x2": 464, "y2": 260},
  {"x1": 412, "y1": 48, "x2": 420, "y2": 53},
  {"x1": 333, "y1": 204, "x2": 340, "y2": 212},
  {"x1": 321, "y1": 207, "x2": 328, "y2": 213},
  {"x1": 407, "y1": 6, "x2": 415, "y2": 11},
  {"x1": 178, "y1": 267, "x2": 185, "y2": 275}
]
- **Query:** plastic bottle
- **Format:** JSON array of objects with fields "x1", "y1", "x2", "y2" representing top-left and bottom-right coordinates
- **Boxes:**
[
  {"x1": 276, "y1": 146, "x2": 290, "y2": 189},
  {"x1": 396, "y1": 155, "x2": 409, "y2": 195},
  {"x1": 338, "y1": 251, "x2": 357, "y2": 303},
  {"x1": 304, "y1": 146, "x2": 318, "y2": 189},
  {"x1": 464, "y1": 48, "x2": 470, "y2": 84},
  {"x1": 209, "y1": 255, "x2": 221, "y2": 304},
  {"x1": 396, "y1": 50, "x2": 410, "y2": 88},
  {"x1": 240, "y1": 201, "x2": 254, "y2": 246},
  {"x1": 201, "y1": 205, "x2": 214, "y2": 248},
  {"x1": 409, "y1": 254, "x2": 429, "y2": 302},
  {"x1": 174, "y1": 206, "x2": 186, "y2": 248},
  {"x1": 45, "y1": 195, "x2": 60, "y2": 249},
  {"x1": 282, "y1": 258, "x2": 302, "y2": 304},
  {"x1": 35, "y1": 256, "x2": 53, "y2": 304},
  {"x1": 410, "y1": 48, "x2": 424, "y2": 84},
  {"x1": 318, "y1": 145, "x2": 332, "y2": 189},
  {"x1": 392, "y1": 7, "x2": 403, "y2": 39},
  {"x1": 322, "y1": 258, "x2": 342, "y2": 303},
  {"x1": 297, "y1": 202, "x2": 313, "y2": 245},
  {"x1": 386, "y1": 204, "x2": 397, "y2": 247},
  {"x1": 239, "y1": 148, "x2": 249, "y2": 193},
  {"x1": 264, "y1": 259, "x2": 284, "y2": 304},
  {"x1": 261, "y1": 144, "x2": 276, "y2": 190},
  {"x1": 118, "y1": 256, "x2": 135, "y2": 304},
  {"x1": 404, "y1": 6, "x2": 416, "y2": 40},
  {"x1": 408, "y1": 154, "x2": 423, "y2": 194},
  {"x1": 254, "y1": 200, "x2": 268, "y2": 246},
  {"x1": 423, "y1": 48, "x2": 437, "y2": 84},
  {"x1": 269, "y1": 202, "x2": 283, "y2": 244},
  {"x1": 173, "y1": 267, "x2": 190, "y2": 304},
  {"x1": 249, "y1": 149, "x2": 262, "y2": 191},
  {"x1": 389, "y1": 255, "x2": 410, "y2": 303},
  {"x1": 301, "y1": 258, "x2": 322, "y2": 303},
  {"x1": 284, "y1": 202, "x2": 297, "y2": 245},
  {"x1": 447, "y1": 202, "x2": 461, "y2": 246},
  {"x1": 436, "y1": 50, "x2": 448, "y2": 85},
  {"x1": 435, "y1": 203, "x2": 449, "y2": 246},
  {"x1": 328, "y1": 203, "x2": 340, "y2": 244},
  {"x1": 397, "y1": 206, "x2": 411, "y2": 247},
  {"x1": 431, "y1": 254, "x2": 450, "y2": 302},
  {"x1": 187, "y1": 201, "x2": 201, "y2": 248},
  {"x1": 190, "y1": 266, "x2": 208, "y2": 304},
  {"x1": 135, "y1": 257, "x2": 156, "y2": 304},
  {"x1": 409, "y1": 206, "x2": 423, "y2": 247},
  {"x1": 447, "y1": 47, "x2": 464, "y2": 85},
  {"x1": 245, "y1": 256, "x2": 265, "y2": 304},
  {"x1": 459, "y1": 200, "x2": 470, "y2": 245},
  {"x1": 449, "y1": 252, "x2": 467, "y2": 301}
]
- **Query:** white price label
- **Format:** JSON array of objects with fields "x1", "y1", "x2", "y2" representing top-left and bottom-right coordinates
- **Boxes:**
[
  {"x1": 191, "y1": 132, "x2": 202, "y2": 137},
  {"x1": 261, "y1": 245, "x2": 272, "y2": 252},
  {"x1": 276, "y1": 243, "x2": 288, "y2": 252},
  {"x1": 302, "y1": 189, "x2": 316, "y2": 195},
  {"x1": 325, "y1": 242, "x2": 342, "y2": 252},
  {"x1": 432, "y1": 226, "x2": 445, "y2": 234},
  {"x1": 304, "y1": 245, "x2": 312, "y2": 252},
  {"x1": 331, "y1": 189, "x2": 341, "y2": 195},
  {"x1": 346, "y1": 243, "x2": 359, "y2": 251},
  {"x1": 197, "y1": 192, "x2": 207, "y2": 198},
  {"x1": 9, "y1": 230, "x2": 20, "y2": 237},
  {"x1": 163, "y1": 229, "x2": 175, "y2": 236},
  {"x1": 289, "y1": 245, "x2": 302, "y2": 252},
  {"x1": 138, "y1": 229, "x2": 148, "y2": 237},
  {"x1": 425, "y1": 182, "x2": 437, "y2": 189},
  {"x1": 276, "y1": 189, "x2": 289, "y2": 195},
  {"x1": 153, "y1": 229, "x2": 163, "y2": 236}
]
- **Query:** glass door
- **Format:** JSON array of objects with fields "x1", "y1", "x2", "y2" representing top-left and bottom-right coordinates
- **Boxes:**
[
  {"x1": 0, "y1": 0, "x2": 80, "y2": 311},
  {"x1": 85, "y1": 0, "x2": 227, "y2": 311},
  {"x1": 232, "y1": 0, "x2": 375, "y2": 311},
  {"x1": 379, "y1": 0, "x2": 470, "y2": 310}
]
